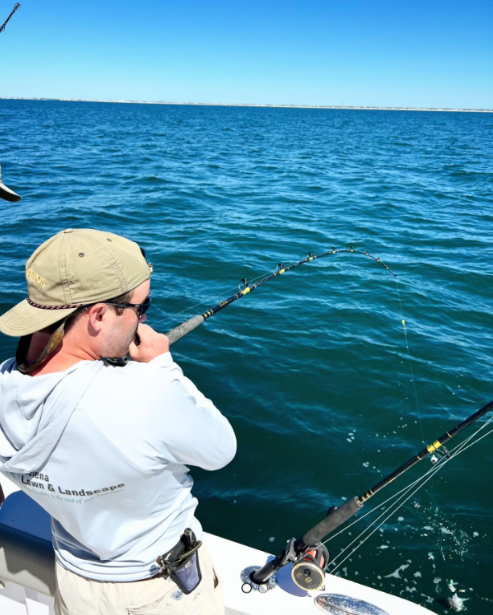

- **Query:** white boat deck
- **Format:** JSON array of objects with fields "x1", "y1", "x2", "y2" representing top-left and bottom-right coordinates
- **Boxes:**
[{"x1": 0, "y1": 476, "x2": 436, "y2": 615}]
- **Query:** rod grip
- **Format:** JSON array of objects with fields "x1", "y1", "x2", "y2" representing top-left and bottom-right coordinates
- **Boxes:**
[
  {"x1": 165, "y1": 315, "x2": 205, "y2": 346},
  {"x1": 302, "y1": 497, "x2": 363, "y2": 545}
]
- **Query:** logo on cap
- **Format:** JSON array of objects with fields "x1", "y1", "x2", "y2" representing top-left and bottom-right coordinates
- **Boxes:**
[{"x1": 27, "y1": 268, "x2": 47, "y2": 288}]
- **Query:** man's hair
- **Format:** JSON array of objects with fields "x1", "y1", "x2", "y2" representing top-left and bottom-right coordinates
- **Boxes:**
[{"x1": 107, "y1": 290, "x2": 133, "y2": 316}]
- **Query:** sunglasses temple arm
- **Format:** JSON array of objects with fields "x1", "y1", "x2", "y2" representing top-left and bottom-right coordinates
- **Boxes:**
[{"x1": 165, "y1": 315, "x2": 205, "y2": 346}]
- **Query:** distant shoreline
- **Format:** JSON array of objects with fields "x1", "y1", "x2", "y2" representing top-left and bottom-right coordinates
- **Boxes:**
[{"x1": 0, "y1": 98, "x2": 492, "y2": 113}]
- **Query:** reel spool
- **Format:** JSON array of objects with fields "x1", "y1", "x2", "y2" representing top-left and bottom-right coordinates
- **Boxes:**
[{"x1": 291, "y1": 544, "x2": 329, "y2": 591}]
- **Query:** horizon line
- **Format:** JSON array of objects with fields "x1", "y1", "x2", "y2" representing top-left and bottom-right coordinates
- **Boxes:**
[{"x1": 0, "y1": 97, "x2": 492, "y2": 113}]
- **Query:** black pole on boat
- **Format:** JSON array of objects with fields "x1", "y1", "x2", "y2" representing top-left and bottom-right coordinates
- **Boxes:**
[
  {"x1": 248, "y1": 397, "x2": 493, "y2": 588},
  {"x1": 0, "y1": 3, "x2": 20, "y2": 34}
]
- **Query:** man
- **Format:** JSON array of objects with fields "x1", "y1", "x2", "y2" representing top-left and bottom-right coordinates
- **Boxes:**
[{"x1": 0, "y1": 228, "x2": 237, "y2": 615}]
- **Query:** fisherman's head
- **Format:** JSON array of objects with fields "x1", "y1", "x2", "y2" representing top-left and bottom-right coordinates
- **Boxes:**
[{"x1": 0, "y1": 229, "x2": 153, "y2": 372}]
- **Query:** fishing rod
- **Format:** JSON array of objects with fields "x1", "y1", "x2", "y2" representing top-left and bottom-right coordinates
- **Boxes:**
[
  {"x1": 164, "y1": 247, "x2": 396, "y2": 345},
  {"x1": 109, "y1": 247, "x2": 394, "y2": 365},
  {"x1": 0, "y1": 3, "x2": 20, "y2": 34},
  {"x1": 243, "y1": 396, "x2": 493, "y2": 593}
]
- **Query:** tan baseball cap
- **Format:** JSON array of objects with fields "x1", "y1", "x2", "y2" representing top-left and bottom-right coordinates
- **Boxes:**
[{"x1": 0, "y1": 229, "x2": 153, "y2": 337}]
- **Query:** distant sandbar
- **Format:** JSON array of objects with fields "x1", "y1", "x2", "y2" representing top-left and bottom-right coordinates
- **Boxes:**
[{"x1": 1, "y1": 98, "x2": 491, "y2": 113}]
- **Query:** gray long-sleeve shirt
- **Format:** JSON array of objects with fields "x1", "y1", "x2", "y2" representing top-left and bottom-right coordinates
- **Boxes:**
[{"x1": 0, "y1": 352, "x2": 236, "y2": 581}]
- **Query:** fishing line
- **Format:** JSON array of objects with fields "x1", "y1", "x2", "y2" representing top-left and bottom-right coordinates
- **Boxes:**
[
  {"x1": 330, "y1": 461, "x2": 454, "y2": 574},
  {"x1": 395, "y1": 277, "x2": 426, "y2": 443},
  {"x1": 324, "y1": 458, "x2": 449, "y2": 543},
  {"x1": 326, "y1": 457, "x2": 448, "y2": 569},
  {"x1": 328, "y1": 461, "x2": 447, "y2": 574},
  {"x1": 336, "y1": 412, "x2": 493, "y2": 555},
  {"x1": 328, "y1": 413, "x2": 493, "y2": 565},
  {"x1": 324, "y1": 417, "x2": 484, "y2": 545},
  {"x1": 327, "y1": 413, "x2": 493, "y2": 572}
]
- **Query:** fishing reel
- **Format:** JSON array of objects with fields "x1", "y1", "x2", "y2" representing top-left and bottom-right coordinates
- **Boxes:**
[
  {"x1": 292, "y1": 543, "x2": 329, "y2": 591},
  {"x1": 242, "y1": 537, "x2": 329, "y2": 594}
]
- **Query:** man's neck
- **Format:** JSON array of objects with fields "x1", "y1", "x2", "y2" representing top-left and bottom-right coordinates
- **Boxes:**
[{"x1": 26, "y1": 334, "x2": 98, "y2": 376}]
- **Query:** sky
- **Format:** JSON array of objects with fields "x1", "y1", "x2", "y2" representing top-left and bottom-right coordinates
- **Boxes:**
[{"x1": 0, "y1": 0, "x2": 492, "y2": 109}]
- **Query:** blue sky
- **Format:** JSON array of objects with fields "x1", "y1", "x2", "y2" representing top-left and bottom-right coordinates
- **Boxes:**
[{"x1": 1, "y1": 0, "x2": 492, "y2": 108}]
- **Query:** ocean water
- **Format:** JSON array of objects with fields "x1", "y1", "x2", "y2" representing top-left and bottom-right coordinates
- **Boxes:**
[{"x1": 1, "y1": 100, "x2": 493, "y2": 613}]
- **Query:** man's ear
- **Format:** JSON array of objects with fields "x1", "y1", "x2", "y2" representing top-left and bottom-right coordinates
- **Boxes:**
[{"x1": 87, "y1": 304, "x2": 109, "y2": 333}]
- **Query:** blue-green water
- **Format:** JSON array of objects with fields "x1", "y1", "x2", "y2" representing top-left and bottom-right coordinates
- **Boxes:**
[{"x1": 1, "y1": 100, "x2": 493, "y2": 613}]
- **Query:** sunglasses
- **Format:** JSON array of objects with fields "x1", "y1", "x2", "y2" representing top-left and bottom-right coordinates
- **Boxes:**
[{"x1": 103, "y1": 296, "x2": 152, "y2": 318}]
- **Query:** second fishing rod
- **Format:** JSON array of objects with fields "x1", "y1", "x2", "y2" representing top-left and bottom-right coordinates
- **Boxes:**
[{"x1": 245, "y1": 395, "x2": 493, "y2": 591}]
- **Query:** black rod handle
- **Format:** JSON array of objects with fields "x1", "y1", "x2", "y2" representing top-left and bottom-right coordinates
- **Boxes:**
[{"x1": 302, "y1": 496, "x2": 363, "y2": 546}]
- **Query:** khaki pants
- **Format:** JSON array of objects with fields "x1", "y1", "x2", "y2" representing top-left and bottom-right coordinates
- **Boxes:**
[{"x1": 54, "y1": 544, "x2": 224, "y2": 615}]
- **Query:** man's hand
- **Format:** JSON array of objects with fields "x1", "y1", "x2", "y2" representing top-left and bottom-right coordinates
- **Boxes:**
[{"x1": 129, "y1": 324, "x2": 169, "y2": 363}]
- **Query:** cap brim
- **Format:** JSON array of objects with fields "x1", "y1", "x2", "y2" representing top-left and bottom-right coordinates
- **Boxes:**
[
  {"x1": 0, "y1": 299, "x2": 78, "y2": 337},
  {"x1": 0, "y1": 181, "x2": 21, "y2": 203}
]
